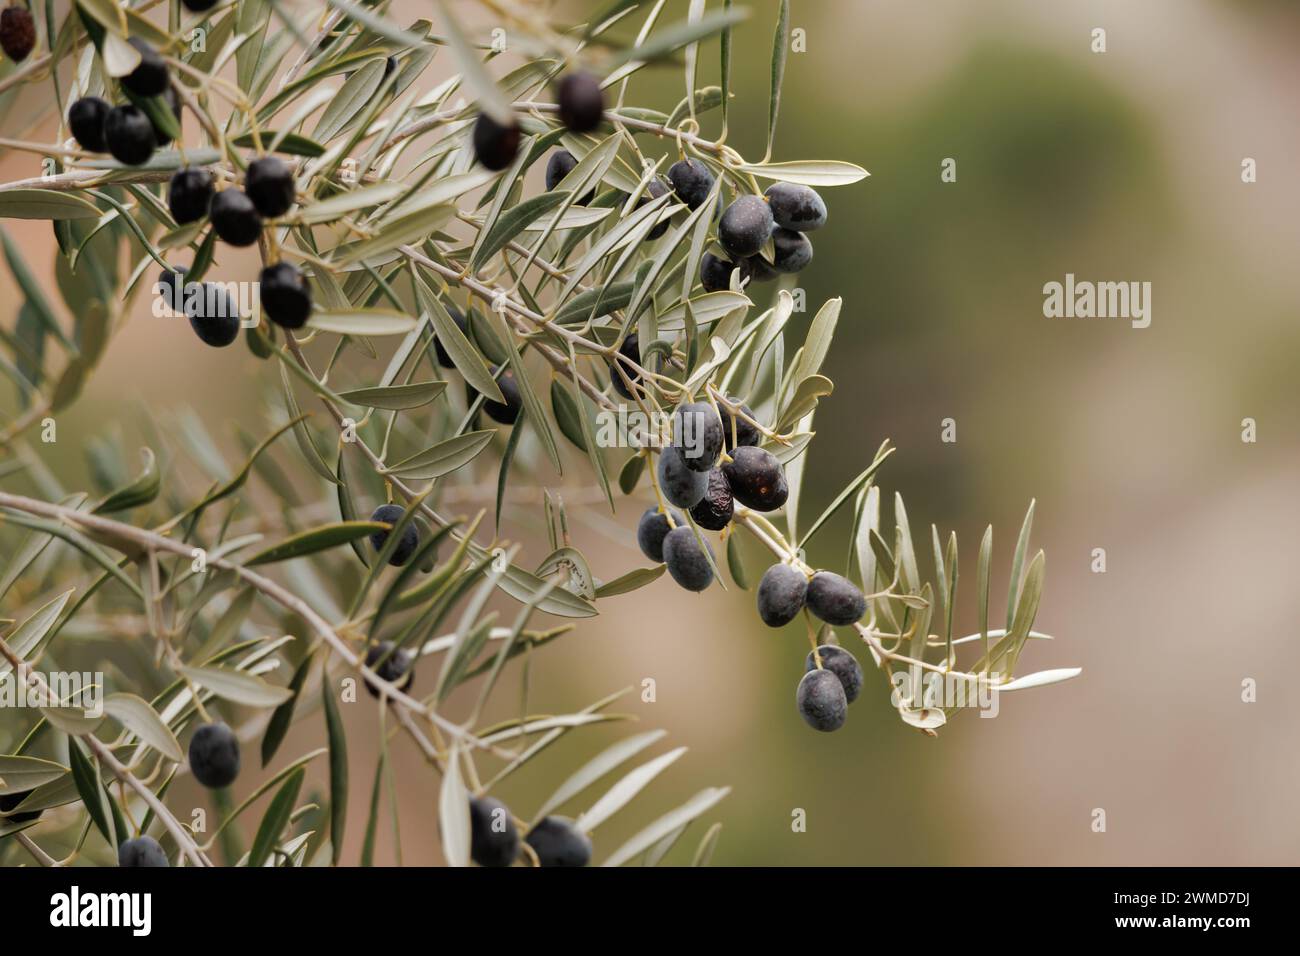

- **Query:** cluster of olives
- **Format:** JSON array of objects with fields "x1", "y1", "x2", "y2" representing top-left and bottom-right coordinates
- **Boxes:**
[
  {"x1": 701, "y1": 182, "x2": 826, "y2": 291},
  {"x1": 65, "y1": 39, "x2": 179, "y2": 166},
  {"x1": 757, "y1": 564, "x2": 869, "y2": 731},
  {"x1": 469, "y1": 796, "x2": 592, "y2": 867},
  {"x1": 631, "y1": 401, "x2": 871, "y2": 731},
  {"x1": 170, "y1": 155, "x2": 313, "y2": 332},
  {"x1": 634, "y1": 402, "x2": 785, "y2": 592},
  {"x1": 796, "y1": 645, "x2": 864, "y2": 733},
  {"x1": 66, "y1": 40, "x2": 312, "y2": 346}
]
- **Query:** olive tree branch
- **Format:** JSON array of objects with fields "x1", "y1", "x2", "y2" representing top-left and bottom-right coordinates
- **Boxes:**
[
  {"x1": 0, "y1": 633, "x2": 212, "y2": 867},
  {"x1": 0, "y1": 491, "x2": 501, "y2": 756}
]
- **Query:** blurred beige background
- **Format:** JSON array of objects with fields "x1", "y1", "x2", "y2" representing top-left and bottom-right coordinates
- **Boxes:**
[{"x1": 3, "y1": 0, "x2": 1300, "y2": 865}]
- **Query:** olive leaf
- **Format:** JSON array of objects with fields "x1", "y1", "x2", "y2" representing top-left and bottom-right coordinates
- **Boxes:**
[{"x1": 179, "y1": 665, "x2": 294, "y2": 708}]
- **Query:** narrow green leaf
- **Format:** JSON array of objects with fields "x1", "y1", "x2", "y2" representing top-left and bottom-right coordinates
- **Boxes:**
[
  {"x1": 594, "y1": 564, "x2": 665, "y2": 599},
  {"x1": 300, "y1": 182, "x2": 407, "y2": 224},
  {"x1": 232, "y1": 130, "x2": 325, "y2": 157},
  {"x1": 691, "y1": 821, "x2": 722, "y2": 866},
  {"x1": 248, "y1": 766, "x2": 305, "y2": 867},
  {"x1": 261, "y1": 653, "x2": 313, "y2": 768},
  {"x1": 551, "y1": 378, "x2": 587, "y2": 452},
  {"x1": 798, "y1": 449, "x2": 892, "y2": 550},
  {"x1": 438, "y1": 743, "x2": 471, "y2": 867},
  {"x1": 977, "y1": 524, "x2": 993, "y2": 659},
  {"x1": 618, "y1": 454, "x2": 645, "y2": 495},
  {"x1": 93, "y1": 447, "x2": 159, "y2": 513},
  {"x1": 472, "y1": 192, "x2": 568, "y2": 270},
  {"x1": 606, "y1": 8, "x2": 749, "y2": 68},
  {"x1": 533, "y1": 730, "x2": 667, "y2": 823},
  {"x1": 0, "y1": 755, "x2": 68, "y2": 796},
  {"x1": 179, "y1": 665, "x2": 294, "y2": 708},
  {"x1": 315, "y1": 59, "x2": 386, "y2": 143},
  {"x1": 765, "y1": 0, "x2": 790, "y2": 161},
  {"x1": 385, "y1": 430, "x2": 495, "y2": 480},
  {"x1": 247, "y1": 522, "x2": 388, "y2": 565},
  {"x1": 103, "y1": 693, "x2": 183, "y2": 763},
  {"x1": 726, "y1": 534, "x2": 749, "y2": 589},
  {"x1": 360, "y1": 754, "x2": 384, "y2": 867},
  {"x1": 322, "y1": 678, "x2": 348, "y2": 865},
  {"x1": 495, "y1": 406, "x2": 527, "y2": 530},
  {"x1": 1006, "y1": 499, "x2": 1035, "y2": 633},
  {"x1": 308, "y1": 310, "x2": 419, "y2": 336},
  {"x1": 413, "y1": 273, "x2": 503, "y2": 403},
  {"x1": 0, "y1": 588, "x2": 75, "y2": 678},
  {"x1": 601, "y1": 786, "x2": 730, "y2": 867},
  {"x1": 0, "y1": 189, "x2": 101, "y2": 220},
  {"x1": 67, "y1": 740, "x2": 116, "y2": 850},
  {"x1": 576, "y1": 747, "x2": 687, "y2": 833}
]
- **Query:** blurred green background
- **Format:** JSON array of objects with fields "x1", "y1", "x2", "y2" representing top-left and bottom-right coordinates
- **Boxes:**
[{"x1": 4, "y1": 0, "x2": 1300, "y2": 866}]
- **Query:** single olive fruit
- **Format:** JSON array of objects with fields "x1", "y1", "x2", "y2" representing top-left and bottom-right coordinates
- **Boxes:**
[
  {"x1": 245, "y1": 156, "x2": 295, "y2": 218},
  {"x1": 721, "y1": 446, "x2": 788, "y2": 512},
  {"x1": 746, "y1": 253, "x2": 780, "y2": 283},
  {"x1": 545, "y1": 149, "x2": 576, "y2": 189},
  {"x1": 186, "y1": 281, "x2": 240, "y2": 347},
  {"x1": 700, "y1": 252, "x2": 751, "y2": 293},
  {"x1": 672, "y1": 402, "x2": 723, "y2": 473},
  {"x1": 369, "y1": 503, "x2": 419, "y2": 566},
  {"x1": 118, "y1": 835, "x2": 169, "y2": 867},
  {"x1": 656, "y1": 445, "x2": 709, "y2": 509},
  {"x1": 467, "y1": 365, "x2": 523, "y2": 424},
  {"x1": 156, "y1": 265, "x2": 187, "y2": 314},
  {"x1": 433, "y1": 305, "x2": 468, "y2": 368},
  {"x1": 662, "y1": 525, "x2": 714, "y2": 592},
  {"x1": 0, "y1": 6, "x2": 35, "y2": 62},
  {"x1": 718, "y1": 194, "x2": 774, "y2": 259},
  {"x1": 640, "y1": 178, "x2": 672, "y2": 240},
  {"x1": 68, "y1": 96, "x2": 110, "y2": 153},
  {"x1": 667, "y1": 158, "x2": 715, "y2": 211},
  {"x1": 209, "y1": 188, "x2": 263, "y2": 246},
  {"x1": 806, "y1": 645, "x2": 864, "y2": 704},
  {"x1": 757, "y1": 563, "x2": 807, "y2": 627},
  {"x1": 720, "y1": 399, "x2": 761, "y2": 450},
  {"x1": 609, "y1": 333, "x2": 644, "y2": 400},
  {"x1": 556, "y1": 70, "x2": 604, "y2": 133},
  {"x1": 149, "y1": 85, "x2": 182, "y2": 147},
  {"x1": 805, "y1": 571, "x2": 867, "y2": 626},
  {"x1": 122, "y1": 37, "x2": 169, "y2": 97},
  {"x1": 259, "y1": 261, "x2": 312, "y2": 329},
  {"x1": 764, "y1": 181, "x2": 827, "y2": 232},
  {"x1": 189, "y1": 721, "x2": 241, "y2": 789},
  {"x1": 635, "y1": 506, "x2": 683, "y2": 563},
  {"x1": 544, "y1": 149, "x2": 594, "y2": 204},
  {"x1": 472, "y1": 112, "x2": 521, "y2": 170},
  {"x1": 772, "y1": 227, "x2": 813, "y2": 274},
  {"x1": 181, "y1": 0, "x2": 219, "y2": 11},
  {"x1": 0, "y1": 790, "x2": 41, "y2": 825},
  {"x1": 469, "y1": 796, "x2": 520, "y2": 867},
  {"x1": 167, "y1": 166, "x2": 213, "y2": 224},
  {"x1": 363, "y1": 640, "x2": 415, "y2": 698},
  {"x1": 526, "y1": 816, "x2": 592, "y2": 867},
  {"x1": 689, "y1": 468, "x2": 733, "y2": 531},
  {"x1": 104, "y1": 104, "x2": 156, "y2": 166},
  {"x1": 797, "y1": 668, "x2": 848, "y2": 732}
]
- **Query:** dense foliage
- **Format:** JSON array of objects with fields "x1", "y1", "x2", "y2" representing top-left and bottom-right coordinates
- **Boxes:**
[{"x1": 0, "y1": 0, "x2": 1076, "y2": 867}]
